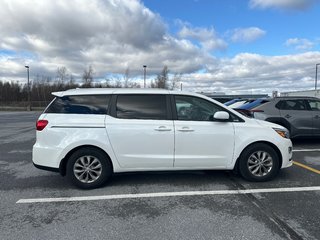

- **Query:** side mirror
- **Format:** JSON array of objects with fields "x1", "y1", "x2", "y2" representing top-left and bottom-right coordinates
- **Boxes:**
[{"x1": 213, "y1": 111, "x2": 230, "y2": 121}]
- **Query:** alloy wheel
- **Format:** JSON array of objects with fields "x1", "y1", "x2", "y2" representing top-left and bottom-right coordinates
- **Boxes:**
[
  {"x1": 73, "y1": 155, "x2": 102, "y2": 183},
  {"x1": 247, "y1": 151, "x2": 273, "y2": 177}
]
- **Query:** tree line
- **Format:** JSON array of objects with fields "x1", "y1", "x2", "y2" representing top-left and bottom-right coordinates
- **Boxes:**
[{"x1": 0, "y1": 65, "x2": 181, "y2": 105}]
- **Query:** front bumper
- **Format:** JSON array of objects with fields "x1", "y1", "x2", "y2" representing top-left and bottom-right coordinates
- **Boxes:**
[{"x1": 279, "y1": 140, "x2": 293, "y2": 169}]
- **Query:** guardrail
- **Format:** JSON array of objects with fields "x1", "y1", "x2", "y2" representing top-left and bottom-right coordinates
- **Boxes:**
[{"x1": 0, "y1": 101, "x2": 49, "y2": 111}]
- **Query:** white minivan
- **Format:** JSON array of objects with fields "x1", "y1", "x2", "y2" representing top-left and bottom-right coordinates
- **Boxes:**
[{"x1": 33, "y1": 88, "x2": 293, "y2": 189}]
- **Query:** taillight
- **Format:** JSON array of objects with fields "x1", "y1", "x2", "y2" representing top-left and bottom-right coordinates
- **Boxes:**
[{"x1": 36, "y1": 120, "x2": 48, "y2": 131}]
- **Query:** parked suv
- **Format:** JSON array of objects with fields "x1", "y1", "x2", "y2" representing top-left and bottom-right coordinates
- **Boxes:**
[
  {"x1": 33, "y1": 89, "x2": 292, "y2": 189},
  {"x1": 252, "y1": 97, "x2": 320, "y2": 138}
]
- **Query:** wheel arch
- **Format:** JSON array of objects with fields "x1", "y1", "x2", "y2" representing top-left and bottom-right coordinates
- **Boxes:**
[
  {"x1": 234, "y1": 141, "x2": 283, "y2": 171},
  {"x1": 59, "y1": 145, "x2": 114, "y2": 176}
]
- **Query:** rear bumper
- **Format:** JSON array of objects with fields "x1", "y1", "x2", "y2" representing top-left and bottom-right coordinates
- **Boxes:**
[
  {"x1": 33, "y1": 143, "x2": 63, "y2": 169},
  {"x1": 33, "y1": 163, "x2": 59, "y2": 173}
]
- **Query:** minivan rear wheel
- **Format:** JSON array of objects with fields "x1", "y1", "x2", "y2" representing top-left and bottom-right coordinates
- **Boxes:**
[
  {"x1": 66, "y1": 147, "x2": 112, "y2": 189},
  {"x1": 238, "y1": 143, "x2": 280, "y2": 181}
]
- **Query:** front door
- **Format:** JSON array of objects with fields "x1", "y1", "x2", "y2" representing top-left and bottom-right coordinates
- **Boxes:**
[
  {"x1": 173, "y1": 95, "x2": 235, "y2": 168},
  {"x1": 277, "y1": 99, "x2": 313, "y2": 136}
]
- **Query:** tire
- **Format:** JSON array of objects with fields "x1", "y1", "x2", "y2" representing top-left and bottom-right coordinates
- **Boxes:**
[
  {"x1": 238, "y1": 143, "x2": 280, "y2": 182},
  {"x1": 66, "y1": 147, "x2": 112, "y2": 189}
]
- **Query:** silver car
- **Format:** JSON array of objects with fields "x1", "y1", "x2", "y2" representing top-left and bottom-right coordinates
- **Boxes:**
[{"x1": 252, "y1": 97, "x2": 320, "y2": 138}]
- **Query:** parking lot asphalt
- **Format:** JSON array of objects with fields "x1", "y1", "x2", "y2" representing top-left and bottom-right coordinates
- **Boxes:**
[{"x1": 0, "y1": 112, "x2": 319, "y2": 240}]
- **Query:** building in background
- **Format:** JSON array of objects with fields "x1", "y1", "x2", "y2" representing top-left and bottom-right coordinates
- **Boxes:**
[{"x1": 280, "y1": 90, "x2": 320, "y2": 98}]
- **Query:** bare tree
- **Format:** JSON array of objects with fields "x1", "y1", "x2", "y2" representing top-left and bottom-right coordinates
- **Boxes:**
[
  {"x1": 123, "y1": 67, "x2": 130, "y2": 88},
  {"x1": 34, "y1": 74, "x2": 41, "y2": 101},
  {"x1": 151, "y1": 66, "x2": 169, "y2": 89},
  {"x1": 129, "y1": 82, "x2": 141, "y2": 88},
  {"x1": 56, "y1": 66, "x2": 68, "y2": 86},
  {"x1": 82, "y1": 65, "x2": 94, "y2": 87},
  {"x1": 169, "y1": 73, "x2": 182, "y2": 90},
  {"x1": 69, "y1": 73, "x2": 75, "y2": 85},
  {"x1": 103, "y1": 78, "x2": 112, "y2": 88}
]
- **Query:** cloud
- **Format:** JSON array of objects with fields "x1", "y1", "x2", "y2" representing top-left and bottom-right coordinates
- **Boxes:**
[
  {"x1": 0, "y1": 0, "x2": 319, "y2": 95},
  {"x1": 182, "y1": 51, "x2": 320, "y2": 94},
  {"x1": 178, "y1": 25, "x2": 227, "y2": 51},
  {"x1": 231, "y1": 27, "x2": 266, "y2": 43},
  {"x1": 0, "y1": 0, "x2": 166, "y2": 51},
  {"x1": 285, "y1": 38, "x2": 315, "y2": 50},
  {"x1": 0, "y1": 0, "x2": 212, "y2": 79},
  {"x1": 249, "y1": 0, "x2": 316, "y2": 10}
]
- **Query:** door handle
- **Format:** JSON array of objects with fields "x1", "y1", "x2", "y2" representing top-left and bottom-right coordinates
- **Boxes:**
[
  {"x1": 154, "y1": 126, "x2": 172, "y2": 131},
  {"x1": 285, "y1": 114, "x2": 291, "y2": 119},
  {"x1": 315, "y1": 115, "x2": 320, "y2": 119},
  {"x1": 177, "y1": 127, "x2": 194, "y2": 132}
]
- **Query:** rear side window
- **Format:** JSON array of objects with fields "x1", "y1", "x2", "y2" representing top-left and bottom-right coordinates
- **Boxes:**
[
  {"x1": 275, "y1": 100, "x2": 307, "y2": 110},
  {"x1": 307, "y1": 100, "x2": 320, "y2": 110},
  {"x1": 116, "y1": 94, "x2": 167, "y2": 120},
  {"x1": 45, "y1": 95, "x2": 110, "y2": 114}
]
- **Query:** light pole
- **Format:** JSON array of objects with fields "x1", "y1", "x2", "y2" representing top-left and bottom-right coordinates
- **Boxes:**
[
  {"x1": 143, "y1": 65, "x2": 147, "y2": 88},
  {"x1": 315, "y1": 63, "x2": 320, "y2": 90},
  {"x1": 25, "y1": 65, "x2": 31, "y2": 111}
]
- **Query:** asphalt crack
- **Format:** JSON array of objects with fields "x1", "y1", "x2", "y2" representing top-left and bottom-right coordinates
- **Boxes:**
[{"x1": 226, "y1": 172, "x2": 304, "y2": 240}]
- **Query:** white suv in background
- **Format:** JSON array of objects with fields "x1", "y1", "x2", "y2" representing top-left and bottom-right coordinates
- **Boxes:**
[{"x1": 33, "y1": 88, "x2": 293, "y2": 189}]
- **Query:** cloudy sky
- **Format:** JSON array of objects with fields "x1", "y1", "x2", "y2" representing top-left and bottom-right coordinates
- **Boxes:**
[{"x1": 0, "y1": 0, "x2": 320, "y2": 94}]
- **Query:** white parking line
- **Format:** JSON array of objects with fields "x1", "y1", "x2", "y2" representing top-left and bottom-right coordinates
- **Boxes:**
[
  {"x1": 16, "y1": 186, "x2": 320, "y2": 204},
  {"x1": 293, "y1": 149, "x2": 320, "y2": 152}
]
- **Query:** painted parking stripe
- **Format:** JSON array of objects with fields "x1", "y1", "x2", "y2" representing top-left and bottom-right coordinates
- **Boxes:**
[
  {"x1": 16, "y1": 186, "x2": 320, "y2": 204},
  {"x1": 293, "y1": 149, "x2": 320, "y2": 152},
  {"x1": 293, "y1": 161, "x2": 320, "y2": 175}
]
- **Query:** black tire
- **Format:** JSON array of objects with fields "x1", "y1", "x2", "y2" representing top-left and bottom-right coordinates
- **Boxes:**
[
  {"x1": 66, "y1": 147, "x2": 112, "y2": 189},
  {"x1": 238, "y1": 143, "x2": 280, "y2": 182}
]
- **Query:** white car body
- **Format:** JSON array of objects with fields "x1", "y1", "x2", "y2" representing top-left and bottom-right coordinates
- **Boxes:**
[{"x1": 33, "y1": 88, "x2": 292, "y2": 177}]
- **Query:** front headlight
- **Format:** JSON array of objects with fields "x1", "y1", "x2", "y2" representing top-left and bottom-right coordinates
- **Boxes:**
[{"x1": 273, "y1": 128, "x2": 290, "y2": 139}]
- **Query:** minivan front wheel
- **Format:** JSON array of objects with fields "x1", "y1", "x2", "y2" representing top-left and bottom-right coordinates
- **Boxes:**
[
  {"x1": 66, "y1": 147, "x2": 112, "y2": 189},
  {"x1": 238, "y1": 143, "x2": 280, "y2": 181}
]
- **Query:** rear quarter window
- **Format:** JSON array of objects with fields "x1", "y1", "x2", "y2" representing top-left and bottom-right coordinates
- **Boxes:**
[{"x1": 45, "y1": 95, "x2": 110, "y2": 114}]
